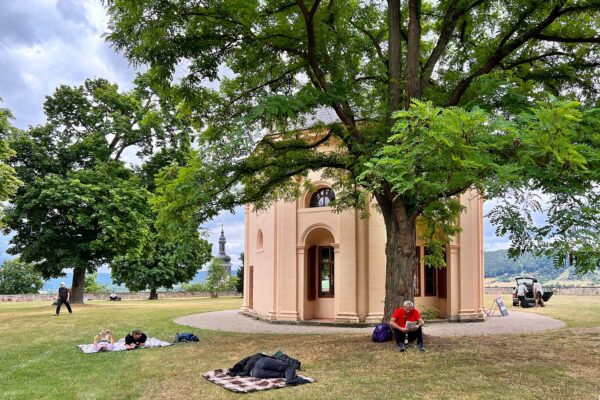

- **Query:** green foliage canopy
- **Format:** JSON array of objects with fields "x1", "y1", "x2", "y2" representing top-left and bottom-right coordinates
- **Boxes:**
[
  {"x1": 1, "y1": 77, "x2": 197, "y2": 301},
  {"x1": 205, "y1": 258, "x2": 231, "y2": 297},
  {"x1": 83, "y1": 272, "x2": 111, "y2": 294},
  {"x1": 0, "y1": 104, "x2": 22, "y2": 215},
  {"x1": 106, "y1": 0, "x2": 600, "y2": 318},
  {"x1": 0, "y1": 258, "x2": 44, "y2": 295},
  {"x1": 111, "y1": 229, "x2": 212, "y2": 293}
]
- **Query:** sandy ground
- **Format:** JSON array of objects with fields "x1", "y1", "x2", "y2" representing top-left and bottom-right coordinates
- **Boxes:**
[{"x1": 174, "y1": 309, "x2": 565, "y2": 337}]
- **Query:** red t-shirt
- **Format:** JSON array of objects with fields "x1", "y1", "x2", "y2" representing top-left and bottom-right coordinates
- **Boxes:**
[{"x1": 392, "y1": 308, "x2": 421, "y2": 328}]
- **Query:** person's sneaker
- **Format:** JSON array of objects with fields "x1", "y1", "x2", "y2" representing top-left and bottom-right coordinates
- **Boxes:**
[
  {"x1": 398, "y1": 343, "x2": 405, "y2": 352},
  {"x1": 418, "y1": 343, "x2": 425, "y2": 352}
]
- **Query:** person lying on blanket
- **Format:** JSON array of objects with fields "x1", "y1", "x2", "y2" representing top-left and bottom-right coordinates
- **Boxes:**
[
  {"x1": 93, "y1": 329, "x2": 115, "y2": 352},
  {"x1": 227, "y1": 353, "x2": 310, "y2": 386},
  {"x1": 125, "y1": 329, "x2": 147, "y2": 349}
]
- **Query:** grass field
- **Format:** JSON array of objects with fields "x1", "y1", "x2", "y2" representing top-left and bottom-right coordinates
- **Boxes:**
[{"x1": 1, "y1": 295, "x2": 599, "y2": 400}]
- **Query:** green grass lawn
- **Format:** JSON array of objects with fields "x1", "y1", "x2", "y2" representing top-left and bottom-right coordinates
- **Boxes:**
[{"x1": 1, "y1": 295, "x2": 599, "y2": 400}]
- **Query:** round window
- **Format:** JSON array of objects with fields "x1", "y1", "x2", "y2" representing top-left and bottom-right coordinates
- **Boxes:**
[{"x1": 310, "y1": 188, "x2": 335, "y2": 207}]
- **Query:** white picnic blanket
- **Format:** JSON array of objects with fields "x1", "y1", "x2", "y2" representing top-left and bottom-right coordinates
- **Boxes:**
[{"x1": 77, "y1": 337, "x2": 172, "y2": 353}]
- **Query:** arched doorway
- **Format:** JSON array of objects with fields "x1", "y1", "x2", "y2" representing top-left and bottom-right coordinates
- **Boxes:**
[{"x1": 302, "y1": 226, "x2": 336, "y2": 320}]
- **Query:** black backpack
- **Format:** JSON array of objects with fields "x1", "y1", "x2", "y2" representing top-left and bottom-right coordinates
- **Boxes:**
[{"x1": 175, "y1": 332, "x2": 199, "y2": 343}]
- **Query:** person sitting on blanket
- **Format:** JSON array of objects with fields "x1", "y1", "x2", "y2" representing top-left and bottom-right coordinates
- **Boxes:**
[
  {"x1": 227, "y1": 353, "x2": 310, "y2": 386},
  {"x1": 125, "y1": 329, "x2": 147, "y2": 349},
  {"x1": 93, "y1": 329, "x2": 115, "y2": 352},
  {"x1": 389, "y1": 300, "x2": 426, "y2": 352}
]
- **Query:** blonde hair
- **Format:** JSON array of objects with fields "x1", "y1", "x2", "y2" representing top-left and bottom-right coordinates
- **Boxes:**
[{"x1": 98, "y1": 329, "x2": 112, "y2": 341}]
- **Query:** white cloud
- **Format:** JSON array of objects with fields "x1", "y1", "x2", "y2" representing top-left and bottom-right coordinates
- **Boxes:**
[{"x1": 0, "y1": 0, "x2": 136, "y2": 128}]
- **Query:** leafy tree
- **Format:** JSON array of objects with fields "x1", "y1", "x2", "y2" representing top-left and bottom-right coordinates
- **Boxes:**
[
  {"x1": 205, "y1": 258, "x2": 230, "y2": 297},
  {"x1": 235, "y1": 252, "x2": 244, "y2": 294},
  {"x1": 111, "y1": 229, "x2": 212, "y2": 300},
  {"x1": 107, "y1": 0, "x2": 600, "y2": 320},
  {"x1": 110, "y1": 139, "x2": 211, "y2": 300},
  {"x1": 0, "y1": 104, "x2": 22, "y2": 222},
  {"x1": 0, "y1": 258, "x2": 44, "y2": 294},
  {"x1": 3, "y1": 162, "x2": 152, "y2": 303},
  {"x1": 2, "y1": 77, "x2": 191, "y2": 303},
  {"x1": 84, "y1": 272, "x2": 110, "y2": 294}
]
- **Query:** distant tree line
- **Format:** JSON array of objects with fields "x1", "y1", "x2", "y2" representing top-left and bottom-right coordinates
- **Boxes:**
[{"x1": 485, "y1": 249, "x2": 600, "y2": 284}]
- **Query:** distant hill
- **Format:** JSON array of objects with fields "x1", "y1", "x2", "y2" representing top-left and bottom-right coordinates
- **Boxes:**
[
  {"x1": 41, "y1": 269, "x2": 231, "y2": 291},
  {"x1": 484, "y1": 249, "x2": 600, "y2": 284}
]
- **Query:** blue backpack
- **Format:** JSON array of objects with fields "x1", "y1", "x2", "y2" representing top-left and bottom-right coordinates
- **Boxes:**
[
  {"x1": 372, "y1": 323, "x2": 392, "y2": 342},
  {"x1": 175, "y1": 333, "x2": 199, "y2": 343}
]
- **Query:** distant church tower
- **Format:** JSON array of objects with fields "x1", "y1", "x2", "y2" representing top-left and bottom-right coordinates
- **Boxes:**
[{"x1": 215, "y1": 225, "x2": 232, "y2": 275}]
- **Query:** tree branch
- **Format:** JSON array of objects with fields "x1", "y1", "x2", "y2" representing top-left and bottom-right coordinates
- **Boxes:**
[
  {"x1": 532, "y1": 33, "x2": 600, "y2": 43},
  {"x1": 420, "y1": 0, "x2": 490, "y2": 93},
  {"x1": 229, "y1": 65, "x2": 304, "y2": 105},
  {"x1": 260, "y1": 127, "x2": 335, "y2": 150},
  {"x1": 448, "y1": 2, "x2": 566, "y2": 106},
  {"x1": 295, "y1": 0, "x2": 362, "y2": 142},
  {"x1": 497, "y1": 2, "x2": 541, "y2": 50},
  {"x1": 352, "y1": 22, "x2": 387, "y2": 70},
  {"x1": 501, "y1": 51, "x2": 569, "y2": 69}
]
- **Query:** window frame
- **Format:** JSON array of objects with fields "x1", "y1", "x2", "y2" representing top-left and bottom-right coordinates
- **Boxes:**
[
  {"x1": 438, "y1": 250, "x2": 448, "y2": 298},
  {"x1": 309, "y1": 188, "x2": 335, "y2": 208},
  {"x1": 424, "y1": 247, "x2": 437, "y2": 297},
  {"x1": 317, "y1": 246, "x2": 335, "y2": 298},
  {"x1": 414, "y1": 246, "x2": 421, "y2": 297}
]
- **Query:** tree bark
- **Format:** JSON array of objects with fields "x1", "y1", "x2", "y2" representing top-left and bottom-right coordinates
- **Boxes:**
[
  {"x1": 149, "y1": 288, "x2": 158, "y2": 300},
  {"x1": 405, "y1": 0, "x2": 422, "y2": 108},
  {"x1": 377, "y1": 195, "x2": 417, "y2": 322},
  {"x1": 70, "y1": 267, "x2": 86, "y2": 304},
  {"x1": 387, "y1": 0, "x2": 402, "y2": 114}
]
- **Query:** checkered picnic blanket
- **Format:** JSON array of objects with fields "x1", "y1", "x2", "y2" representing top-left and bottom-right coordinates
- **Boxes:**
[{"x1": 203, "y1": 368, "x2": 315, "y2": 393}]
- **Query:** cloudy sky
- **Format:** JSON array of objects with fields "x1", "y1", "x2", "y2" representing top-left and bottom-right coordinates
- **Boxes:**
[{"x1": 0, "y1": 0, "x2": 510, "y2": 268}]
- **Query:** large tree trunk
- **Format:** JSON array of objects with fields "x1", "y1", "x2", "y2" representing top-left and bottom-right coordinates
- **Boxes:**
[
  {"x1": 405, "y1": 0, "x2": 422, "y2": 108},
  {"x1": 378, "y1": 195, "x2": 417, "y2": 322},
  {"x1": 387, "y1": 0, "x2": 402, "y2": 114},
  {"x1": 149, "y1": 288, "x2": 158, "y2": 300},
  {"x1": 70, "y1": 267, "x2": 86, "y2": 304}
]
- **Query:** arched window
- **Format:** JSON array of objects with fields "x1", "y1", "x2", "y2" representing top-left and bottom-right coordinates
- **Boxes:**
[
  {"x1": 309, "y1": 188, "x2": 335, "y2": 208},
  {"x1": 256, "y1": 230, "x2": 263, "y2": 251}
]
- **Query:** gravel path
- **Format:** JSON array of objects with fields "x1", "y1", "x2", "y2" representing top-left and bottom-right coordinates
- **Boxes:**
[{"x1": 174, "y1": 309, "x2": 565, "y2": 337}]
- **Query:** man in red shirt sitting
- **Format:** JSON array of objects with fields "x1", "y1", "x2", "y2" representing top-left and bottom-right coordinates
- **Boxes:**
[{"x1": 389, "y1": 300, "x2": 425, "y2": 352}]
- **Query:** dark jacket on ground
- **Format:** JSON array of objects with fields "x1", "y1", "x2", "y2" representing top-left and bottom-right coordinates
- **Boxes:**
[
  {"x1": 228, "y1": 353, "x2": 269, "y2": 377},
  {"x1": 227, "y1": 353, "x2": 310, "y2": 385}
]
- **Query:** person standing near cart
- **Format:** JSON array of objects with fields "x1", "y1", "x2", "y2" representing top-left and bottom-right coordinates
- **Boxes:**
[
  {"x1": 533, "y1": 280, "x2": 545, "y2": 307},
  {"x1": 55, "y1": 282, "x2": 72, "y2": 315},
  {"x1": 516, "y1": 282, "x2": 533, "y2": 308}
]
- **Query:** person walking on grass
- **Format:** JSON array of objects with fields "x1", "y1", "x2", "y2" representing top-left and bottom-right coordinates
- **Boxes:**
[
  {"x1": 389, "y1": 300, "x2": 425, "y2": 352},
  {"x1": 55, "y1": 282, "x2": 72, "y2": 316}
]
